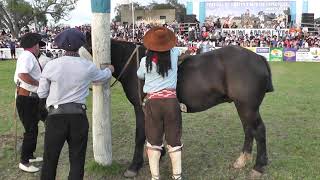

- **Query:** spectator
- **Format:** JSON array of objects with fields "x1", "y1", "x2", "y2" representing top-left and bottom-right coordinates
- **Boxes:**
[
  {"x1": 9, "y1": 39, "x2": 16, "y2": 59},
  {"x1": 0, "y1": 50, "x2": 5, "y2": 60}
]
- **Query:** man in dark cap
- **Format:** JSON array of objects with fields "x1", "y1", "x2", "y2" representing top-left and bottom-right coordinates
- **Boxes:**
[
  {"x1": 38, "y1": 28, "x2": 114, "y2": 180},
  {"x1": 13, "y1": 33, "x2": 46, "y2": 172}
]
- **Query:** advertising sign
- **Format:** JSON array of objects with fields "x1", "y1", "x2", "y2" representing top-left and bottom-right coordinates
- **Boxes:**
[
  {"x1": 206, "y1": 1, "x2": 293, "y2": 17},
  {"x1": 270, "y1": 48, "x2": 283, "y2": 61},
  {"x1": 256, "y1": 47, "x2": 270, "y2": 61},
  {"x1": 283, "y1": 48, "x2": 297, "y2": 62},
  {"x1": 245, "y1": 47, "x2": 256, "y2": 53},
  {"x1": 310, "y1": 48, "x2": 320, "y2": 62},
  {"x1": 296, "y1": 48, "x2": 312, "y2": 62}
]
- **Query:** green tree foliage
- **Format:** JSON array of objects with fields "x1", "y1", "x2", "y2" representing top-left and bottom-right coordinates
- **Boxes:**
[
  {"x1": 0, "y1": 0, "x2": 78, "y2": 38},
  {"x1": 0, "y1": 0, "x2": 34, "y2": 37},
  {"x1": 32, "y1": 0, "x2": 78, "y2": 23},
  {"x1": 166, "y1": 0, "x2": 186, "y2": 22}
]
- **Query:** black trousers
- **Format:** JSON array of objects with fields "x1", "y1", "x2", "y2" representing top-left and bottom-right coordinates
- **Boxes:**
[
  {"x1": 143, "y1": 98, "x2": 182, "y2": 147},
  {"x1": 41, "y1": 114, "x2": 89, "y2": 180},
  {"x1": 16, "y1": 95, "x2": 40, "y2": 164}
]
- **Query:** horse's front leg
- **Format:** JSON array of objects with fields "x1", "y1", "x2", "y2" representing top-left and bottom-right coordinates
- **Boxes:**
[{"x1": 124, "y1": 105, "x2": 146, "y2": 178}]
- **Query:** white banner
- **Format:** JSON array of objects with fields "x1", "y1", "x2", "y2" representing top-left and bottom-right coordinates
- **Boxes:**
[
  {"x1": 296, "y1": 48, "x2": 312, "y2": 62},
  {"x1": 221, "y1": 28, "x2": 289, "y2": 37},
  {"x1": 0, "y1": 48, "x2": 24, "y2": 59},
  {"x1": 256, "y1": 47, "x2": 270, "y2": 61}
]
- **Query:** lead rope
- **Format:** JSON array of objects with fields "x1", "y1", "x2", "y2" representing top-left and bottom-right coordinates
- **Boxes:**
[
  {"x1": 136, "y1": 46, "x2": 143, "y2": 106},
  {"x1": 110, "y1": 45, "x2": 139, "y2": 88}
]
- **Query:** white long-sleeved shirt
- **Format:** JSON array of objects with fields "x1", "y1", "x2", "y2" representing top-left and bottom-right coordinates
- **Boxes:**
[
  {"x1": 137, "y1": 47, "x2": 180, "y2": 93},
  {"x1": 37, "y1": 56, "x2": 111, "y2": 107}
]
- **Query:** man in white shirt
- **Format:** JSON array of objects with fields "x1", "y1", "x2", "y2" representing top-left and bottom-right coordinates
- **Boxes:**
[{"x1": 13, "y1": 33, "x2": 46, "y2": 173}]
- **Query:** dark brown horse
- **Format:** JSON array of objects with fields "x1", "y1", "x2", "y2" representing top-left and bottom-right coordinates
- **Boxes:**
[{"x1": 83, "y1": 39, "x2": 273, "y2": 178}]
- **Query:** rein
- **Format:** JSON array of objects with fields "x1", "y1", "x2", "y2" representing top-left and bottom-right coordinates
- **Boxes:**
[
  {"x1": 110, "y1": 45, "x2": 140, "y2": 87},
  {"x1": 110, "y1": 44, "x2": 143, "y2": 105}
]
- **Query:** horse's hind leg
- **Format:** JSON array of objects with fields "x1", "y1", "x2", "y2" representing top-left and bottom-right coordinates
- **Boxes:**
[
  {"x1": 124, "y1": 105, "x2": 146, "y2": 178},
  {"x1": 251, "y1": 112, "x2": 268, "y2": 176},
  {"x1": 233, "y1": 102, "x2": 254, "y2": 169},
  {"x1": 234, "y1": 103, "x2": 268, "y2": 175}
]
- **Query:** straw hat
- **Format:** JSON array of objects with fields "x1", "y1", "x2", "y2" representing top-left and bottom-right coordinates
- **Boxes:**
[{"x1": 143, "y1": 27, "x2": 177, "y2": 52}]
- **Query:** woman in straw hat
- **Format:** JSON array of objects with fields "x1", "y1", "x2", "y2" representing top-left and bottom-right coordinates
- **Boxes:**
[{"x1": 137, "y1": 26, "x2": 183, "y2": 180}]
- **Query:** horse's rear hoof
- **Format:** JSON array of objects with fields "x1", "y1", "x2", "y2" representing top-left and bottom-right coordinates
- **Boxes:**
[
  {"x1": 233, "y1": 152, "x2": 252, "y2": 169},
  {"x1": 249, "y1": 169, "x2": 263, "y2": 179},
  {"x1": 123, "y1": 169, "x2": 138, "y2": 178}
]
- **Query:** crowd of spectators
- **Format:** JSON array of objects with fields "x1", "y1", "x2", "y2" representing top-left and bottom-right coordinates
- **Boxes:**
[
  {"x1": 1, "y1": 20, "x2": 320, "y2": 59},
  {"x1": 110, "y1": 21, "x2": 319, "y2": 54}
]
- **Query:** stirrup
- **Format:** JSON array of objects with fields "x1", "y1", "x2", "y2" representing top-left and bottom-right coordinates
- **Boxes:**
[{"x1": 172, "y1": 174, "x2": 182, "y2": 180}]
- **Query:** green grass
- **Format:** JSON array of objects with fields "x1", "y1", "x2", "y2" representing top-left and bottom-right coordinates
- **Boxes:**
[{"x1": 0, "y1": 60, "x2": 320, "y2": 179}]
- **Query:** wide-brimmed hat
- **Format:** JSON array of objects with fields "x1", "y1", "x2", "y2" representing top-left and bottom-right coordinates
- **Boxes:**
[
  {"x1": 54, "y1": 28, "x2": 86, "y2": 51},
  {"x1": 143, "y1": 27, "x2": 177, "y2": 52},
  {"x1": 20, "y1": 33, "x2": 46, "y2": 48}
]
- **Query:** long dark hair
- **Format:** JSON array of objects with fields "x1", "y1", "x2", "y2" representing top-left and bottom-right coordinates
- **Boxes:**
[{"x1": 146, "y1": 50, "x2": 171, "y2": 78}]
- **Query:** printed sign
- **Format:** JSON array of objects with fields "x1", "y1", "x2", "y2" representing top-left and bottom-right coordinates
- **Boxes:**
[
  {"x1": 310, "y1": 48, "x2": 320, "y2": 62},
  {"x1": 296, "y1": 48, "x2": 312, "y2": 62},
  {"x1": 283, "y1": 48, "x2": 297, "y2": 62},
  {"x1": 270, "y1": 48, "x2": 283, "y2": 61},
  {"x1": 256, "y1": 47, "x2": 270, "y2": 61},
  {"x1": 245, "y1": 47, "x2": 256, "y2": 53}
]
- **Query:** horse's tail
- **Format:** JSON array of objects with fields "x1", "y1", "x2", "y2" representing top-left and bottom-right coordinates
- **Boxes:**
[{"x1": 260, "y1": 55, "x2": 274, "y2": 93}]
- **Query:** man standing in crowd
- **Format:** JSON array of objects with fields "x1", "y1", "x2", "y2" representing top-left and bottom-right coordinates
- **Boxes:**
[
  {"x1": 38, "y1": 28, "x2": 114, "y2": 180},
  {"x1": 14, "y1": 33, "x2": 46, "y2": 172},
  {"x1": 9, "y1": 38, "x2": 16, "y2": 59}
]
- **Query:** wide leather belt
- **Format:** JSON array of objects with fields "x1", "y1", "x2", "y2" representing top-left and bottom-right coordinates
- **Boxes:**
[
  {"x1": 48, "y1": 103, "x2": 87, "y2": 116},
  {"x1": 17, "y1": 87, "x2": 38, "y2": 97}
]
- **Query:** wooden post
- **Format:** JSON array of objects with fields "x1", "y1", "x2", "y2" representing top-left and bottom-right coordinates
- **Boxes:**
[{"x1": 91, "y1": 0, "x2": 112, "y2": 165}]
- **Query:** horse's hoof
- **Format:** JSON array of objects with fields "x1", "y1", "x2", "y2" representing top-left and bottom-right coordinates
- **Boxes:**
[
  {"x1": 249, "y1": 169, "x2": 262, "y2": 179},
  {"x1": 123, "y1": 169, "x2": 137, "y2": 178},
  {"x1": 233, "y1": 152, "x2": 252, "y2": 169}
]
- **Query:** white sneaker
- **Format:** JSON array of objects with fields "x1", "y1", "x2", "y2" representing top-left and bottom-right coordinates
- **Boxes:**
[
  {"x1": 29, "y1": 157, "x2": 43, "y2": 163},
  {"x1": 19, "y1": 163, "x2": 39, "y2": 173}
]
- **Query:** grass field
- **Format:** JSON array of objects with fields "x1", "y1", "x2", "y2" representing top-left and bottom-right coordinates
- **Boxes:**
[{"x1": 0, "y1": 60, "x2": 319, "y2": 180}]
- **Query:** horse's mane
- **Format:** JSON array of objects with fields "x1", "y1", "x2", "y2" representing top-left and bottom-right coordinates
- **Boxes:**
[{"x1": 111, "y1": 38, "x2": 144, "y2": 47}]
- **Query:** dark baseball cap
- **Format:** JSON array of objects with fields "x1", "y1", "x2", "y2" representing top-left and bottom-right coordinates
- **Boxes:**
[
  {"x1": 20, "y1": 33, "x2": 46, "y2": 48},
  {"x1": 54, "y1": 28, "x2": 86, "y2": 51}
]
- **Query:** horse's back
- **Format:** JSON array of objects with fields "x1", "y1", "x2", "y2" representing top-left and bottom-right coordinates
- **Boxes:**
[{"x1": 177, "y1": 45, "x2": 273, "y2": 112}]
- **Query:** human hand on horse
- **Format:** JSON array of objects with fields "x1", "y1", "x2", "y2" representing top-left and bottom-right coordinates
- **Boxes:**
[{"x1": 178, "y1": 49, "x2": 191, "y2": 65}]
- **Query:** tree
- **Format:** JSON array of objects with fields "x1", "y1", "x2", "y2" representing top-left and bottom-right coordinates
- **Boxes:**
[
  {"x1": 0, "y1": 0, "x2": 78, "y2": 38},
  {"x1": 0, "y1": 0, "x2": 34, "y2": 38},
  {"x1": 166, "y1": 0, "x2": 186, "y2": 22},
  {"x1": 113, "y1": 3, "x2": 142, "y2": 22},
  {"x1": 32, "y1": 0, "x2": 79, "y2": 23}
]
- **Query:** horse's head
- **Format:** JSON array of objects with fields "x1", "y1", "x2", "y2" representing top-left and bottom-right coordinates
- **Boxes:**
[
  {"x1": 82, "y1": 32, "x2": 146, "y2": 79},
  {"x1": 110, "y1": 40, "x2": 146, "y2": 78},
  {"x1": 83, "y1": 31, "x2": 92, "y2": 55}
]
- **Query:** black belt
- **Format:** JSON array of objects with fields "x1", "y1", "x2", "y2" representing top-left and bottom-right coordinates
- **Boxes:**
[{"x1": 48, "y1": 103, "x2": 87, "y2": 116}]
